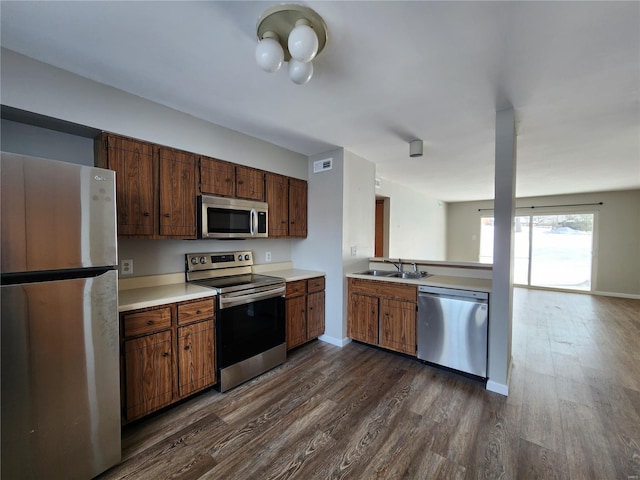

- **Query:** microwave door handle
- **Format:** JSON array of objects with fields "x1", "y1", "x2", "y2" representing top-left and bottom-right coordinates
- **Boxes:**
[{"x1": 250, "y1": 208, "x2": 257, "y2": 236}]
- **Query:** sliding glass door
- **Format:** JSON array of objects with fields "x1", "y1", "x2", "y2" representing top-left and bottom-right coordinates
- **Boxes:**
[{"x1": 480, "y1": 213, "x2": 595, "y2": 291}]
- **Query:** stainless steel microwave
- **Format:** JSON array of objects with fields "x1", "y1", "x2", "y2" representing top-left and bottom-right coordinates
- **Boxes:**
[{"x1": 199, "y1": 195, "x2": 268, "y2": 239}]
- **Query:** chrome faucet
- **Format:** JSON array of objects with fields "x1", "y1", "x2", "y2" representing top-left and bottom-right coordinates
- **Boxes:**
[
  {"x1": 384, "y1": 258, "x2": 403, "y2": 272},
  {"x1": 412, "y1": 262, "x2": 419, "y2": 273}
]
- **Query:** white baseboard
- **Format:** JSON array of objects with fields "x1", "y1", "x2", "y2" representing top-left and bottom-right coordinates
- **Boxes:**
[
  {"x1": 486, "y1": 379, "x2": 509, "y2": 396},
  {"x1": 592, "y1": 290, "x2": 640, "y2": 300},
  {"x1": 318, "y1": 335, "x2": 352, "y2": 347}
]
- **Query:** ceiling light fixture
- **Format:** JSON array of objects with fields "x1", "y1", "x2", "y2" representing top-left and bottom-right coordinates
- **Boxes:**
[
  {"x1": 255, "y1": 4, "x2": 328, "y2": 85},
  {"x1": 410, "y1": 140, "x2": 424, "y2": 158}
]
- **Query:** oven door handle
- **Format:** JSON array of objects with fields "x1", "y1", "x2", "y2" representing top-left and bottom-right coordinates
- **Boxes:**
[{"x1": 219, "y1": 285, "x2": 285, "y2": 309}]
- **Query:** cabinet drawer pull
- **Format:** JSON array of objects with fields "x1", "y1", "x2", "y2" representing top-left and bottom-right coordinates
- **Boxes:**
[
  {"x1": 162, "y1": 352, "x2": 169, "y2": 357},
  {"x1": 238, "y1": 180, "x2": 244, "y2": 185},
  {"x1": 196, "y1": 310, "x2": 201, "y2": 314},
  {"x1": 164, "y1": 213, "x2": 171, "y2": 217},
  {"x1": 147, "y1": 320, "x2": 154, "y2": 325},
  {"x1": 184, "y1": 346, "x2": 190, "y2": 351},
  {"x1": 143, "y1": 212, "x2": 150, "y2": 216}
]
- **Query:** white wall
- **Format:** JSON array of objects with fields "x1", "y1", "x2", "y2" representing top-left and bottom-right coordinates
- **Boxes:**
[
  {"x1": 291, "y1": 148, "x2": 376, "y2": 346},
  {"x1": 119, "y1": 239, "x2": 292, "y2": 277},
  {"x1": 376, "y1": 177, "x2": 447, "y2": 260},
  {"x1": 291, "y1": 149, "x2": 346, "y2": 345},
  {"x1": 0, "y1": 49, "x2": 307, "y2": 179},
  {"x1": 342, "y1": 150, "x2": 376, "y2": 337},
  {"x1": 447, "y1": 189, "x2": 640, "y2": 296}
]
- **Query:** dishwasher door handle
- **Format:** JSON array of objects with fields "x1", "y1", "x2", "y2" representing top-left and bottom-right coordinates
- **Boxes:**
[{"x1": 418, "y1": 292, "x2": 487, "y2": 305}]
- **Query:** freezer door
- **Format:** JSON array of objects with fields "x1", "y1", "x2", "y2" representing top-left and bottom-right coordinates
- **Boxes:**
[
  {"x1": 1, "y1": 270, "x2": 121, "y2": 480},
  {"x1": 417, "y1": 293, "x2": 488, "y2": 377},
  {"x1": 1, "y1": 152, "x2": 117, "y2": 273}
]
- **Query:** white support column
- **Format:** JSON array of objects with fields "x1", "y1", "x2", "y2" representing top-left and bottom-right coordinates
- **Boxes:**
[{"x1": 487, "y1": 107, "x2": 516, "y2": 396}]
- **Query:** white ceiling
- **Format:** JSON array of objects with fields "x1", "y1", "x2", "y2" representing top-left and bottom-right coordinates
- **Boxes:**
[{"x1": 1, "y1": 1, "x2": 638, "y2": 202}]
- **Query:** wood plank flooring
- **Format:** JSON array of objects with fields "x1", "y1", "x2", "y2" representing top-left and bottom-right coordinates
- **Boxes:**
[{"x1": 97, "y1": 288, "x2": 640, "y2": 479}]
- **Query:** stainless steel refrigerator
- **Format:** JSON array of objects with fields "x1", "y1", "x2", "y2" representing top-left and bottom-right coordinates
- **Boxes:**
[{"x1": 1, "y1": 152, "x2": 121, "y2": 479}]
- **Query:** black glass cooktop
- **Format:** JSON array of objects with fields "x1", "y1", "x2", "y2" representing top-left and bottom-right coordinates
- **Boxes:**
[{"x1": 193, "y1": 273, "x2": 283, "y2": 293}]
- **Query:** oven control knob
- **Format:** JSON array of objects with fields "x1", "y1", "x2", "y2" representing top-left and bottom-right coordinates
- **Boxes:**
[
  {"x1": 244, "y1": 254, "x2": 250, "y2": 261},
  {"x1": 199, "y1": 256, "x2": 207, "y2": 264},
  {"x1": 237, "y1": 255, "x2": 242, "y2": 261},
  {"x1": 190, "y1": 257, "x2": 198, "y2": 265}
]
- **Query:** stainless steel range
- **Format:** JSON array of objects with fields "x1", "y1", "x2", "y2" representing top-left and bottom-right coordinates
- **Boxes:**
[{"x1": 185, "y1": 251, "x2": 286, "y2": 392}]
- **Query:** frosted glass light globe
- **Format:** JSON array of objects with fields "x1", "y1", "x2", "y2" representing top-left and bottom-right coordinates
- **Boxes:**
[
  {"x1": 255, "y1": 37, "x2": 284, "y2": 73},
  {"x1": 288, "y1": 23, "x2": 318, "y2": 63},
  {"x1": 289, "y1": 59, "x2": 313, "y2": 85}
]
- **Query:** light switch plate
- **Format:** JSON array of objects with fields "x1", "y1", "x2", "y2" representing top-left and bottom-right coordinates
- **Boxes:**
[{"x1": 265, "y1": 251, "x2": 272, "y2": 262}]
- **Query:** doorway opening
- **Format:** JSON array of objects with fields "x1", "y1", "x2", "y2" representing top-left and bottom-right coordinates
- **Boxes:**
[
  {"x1": 375, "y1": 197, "x2": 390, "y2": 258},
  {"x1": 480, "y1": 213, "x2": 595, "y2": 291}
]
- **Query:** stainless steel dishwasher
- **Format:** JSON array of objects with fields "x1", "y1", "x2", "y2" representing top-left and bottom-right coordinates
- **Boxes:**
[{"x1": 417, "y1": 285, "x2": 489, "y2": 378}]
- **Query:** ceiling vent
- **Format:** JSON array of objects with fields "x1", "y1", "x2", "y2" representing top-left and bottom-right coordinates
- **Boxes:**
[{"x1": 313, "y1": 158, "x2": 333, "y2": 173}]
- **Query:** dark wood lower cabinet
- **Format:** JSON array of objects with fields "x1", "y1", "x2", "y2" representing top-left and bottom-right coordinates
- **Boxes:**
[
  {"x1": 286, "y1": 276, "x2": 325, "y2": 350},
  {"x1": 347, "y1": 278, "x2": 417, "y2": 356},
  {"x1": 120, "y1": 298, "x2": 216, "y2": 424},
  {"x1": 124, "y1": 330, "x2": 173, "y2": 421},
  {"x1": 177, "y1": 321, "x2": 215, "y2": 397}
]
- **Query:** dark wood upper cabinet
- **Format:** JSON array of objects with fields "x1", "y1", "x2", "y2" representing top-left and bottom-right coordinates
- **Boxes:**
[
  {"x1": 97, "y1": 132, "x2": 306, "y2": 240},
  {"x1": 235, "y1": 165, "x2": 265, "y2": 201},
  {"x1": 158, "y1": 148, "x2": 197, "y2": 238},
  {"x1": 265, "y1": 173, "x2": 289, "y2": 238},
  {"x1": 96, "y1": 134, "x2": 155, "y2": 236},
  {"x1": 289, "y1": 178, "x2": 308, "y2": 238},
  {"x1": 199, "y1": 156, "x2": 235, "y2": 197}
]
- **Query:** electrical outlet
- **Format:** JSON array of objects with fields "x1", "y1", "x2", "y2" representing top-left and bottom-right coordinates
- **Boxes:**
[
  {"x1": 350, "y1": 246, "x2": 357, "y2": 256},
  {"x1": 265, "y1": 251, "x2": 272, "y2": 262},
  {"x1": 120, "y1": 259, "x2": 133, "y2": 276}
]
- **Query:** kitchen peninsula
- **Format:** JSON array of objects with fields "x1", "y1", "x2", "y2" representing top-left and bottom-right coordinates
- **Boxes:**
[{"x1": 346, "y1": 257, "x2": 492, "y2": 381}]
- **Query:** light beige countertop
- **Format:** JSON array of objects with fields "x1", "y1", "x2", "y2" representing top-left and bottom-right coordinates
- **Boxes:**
[
  {"x1": 347, "y1": 272, "x2": 492, "y2": 293},
  {"x1": 117, "y1": 264, "x2": 325, "y2": 312},
  {"x1": 252, "y1": 262, "x2": 324, "y2": 282},
  {"x1": 118, "y1": 283, "x2": 216, "y2": 313},
  {"x1": 261, "y1": 268, "x2": 325, "y2": 282}
]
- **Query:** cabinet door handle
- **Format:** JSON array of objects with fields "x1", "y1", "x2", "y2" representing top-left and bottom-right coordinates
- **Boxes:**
[
  {"x1": 238, "y1": 180, "x2": 244, "y2": 185},
  {"x1": 196, "y1": 310, "x2": 201, "y2": 314},
  {"x1": 164, "y1": 213, "x2": 171, "y2": 218},
  {"x1": 184, "y1": 346, "x2": 190, "y2": 351},
  {"x1": 143, "y1": 212, "x2": 150, "y2": 217},
  {"x1": 147, "y1": 320, "x2": 154, "y2": 325},
  {"x1": 162, "y1": 352, "x2": 169, "y2": 357}
]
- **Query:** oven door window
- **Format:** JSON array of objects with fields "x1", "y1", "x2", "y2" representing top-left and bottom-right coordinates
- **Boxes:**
[
  {"x1": 217, "y1": 296, "x2": 285, "y2": 368},
  {"x1": 207, "y1": 207, "x2": 250, "y2": 234}
]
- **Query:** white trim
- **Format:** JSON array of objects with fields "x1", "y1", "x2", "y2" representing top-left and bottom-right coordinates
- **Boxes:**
[
  {"x1": 486, "y1": 380, "x2": 509, "y2": 396},
  {"x1": 592, "y1": 290, "x2": 640, "y2": 300},
  {"x1": 318, "y1": 335, "x2": 351, "y2": 347}
]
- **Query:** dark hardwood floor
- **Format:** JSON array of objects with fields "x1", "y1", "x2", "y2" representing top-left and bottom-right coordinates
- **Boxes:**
[{"x1": 98, "y1": 288, "x2": 640, "y2": 479}]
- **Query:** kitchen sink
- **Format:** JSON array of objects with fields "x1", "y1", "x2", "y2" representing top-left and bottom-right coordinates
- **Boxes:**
[
  {"x1": 389, "y1": 271, "x2": 432, "y2": 279},
  {"x1": 357, "y1": 270, "x2": 432, "y2": 279},
  {"x1": 357, "y1": 270, "x2": 396, "y2": 276}
]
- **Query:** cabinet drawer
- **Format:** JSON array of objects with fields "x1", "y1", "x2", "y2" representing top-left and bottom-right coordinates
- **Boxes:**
[
  {"x1": 177, "y1": 298, "x2": 214, "y2": 325},
  {"x1": 307, "y1": 276, "x2": 325, "y2": 293},
  {"x1": 348, "y1": 278, "x2": 417, "y2": 302},
  {"x1": 286, "y1": 280, "x2": 307, "y2": 297},
  {"x1": 123, "y1": 307, "x2": 172, "y2": 337}
]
